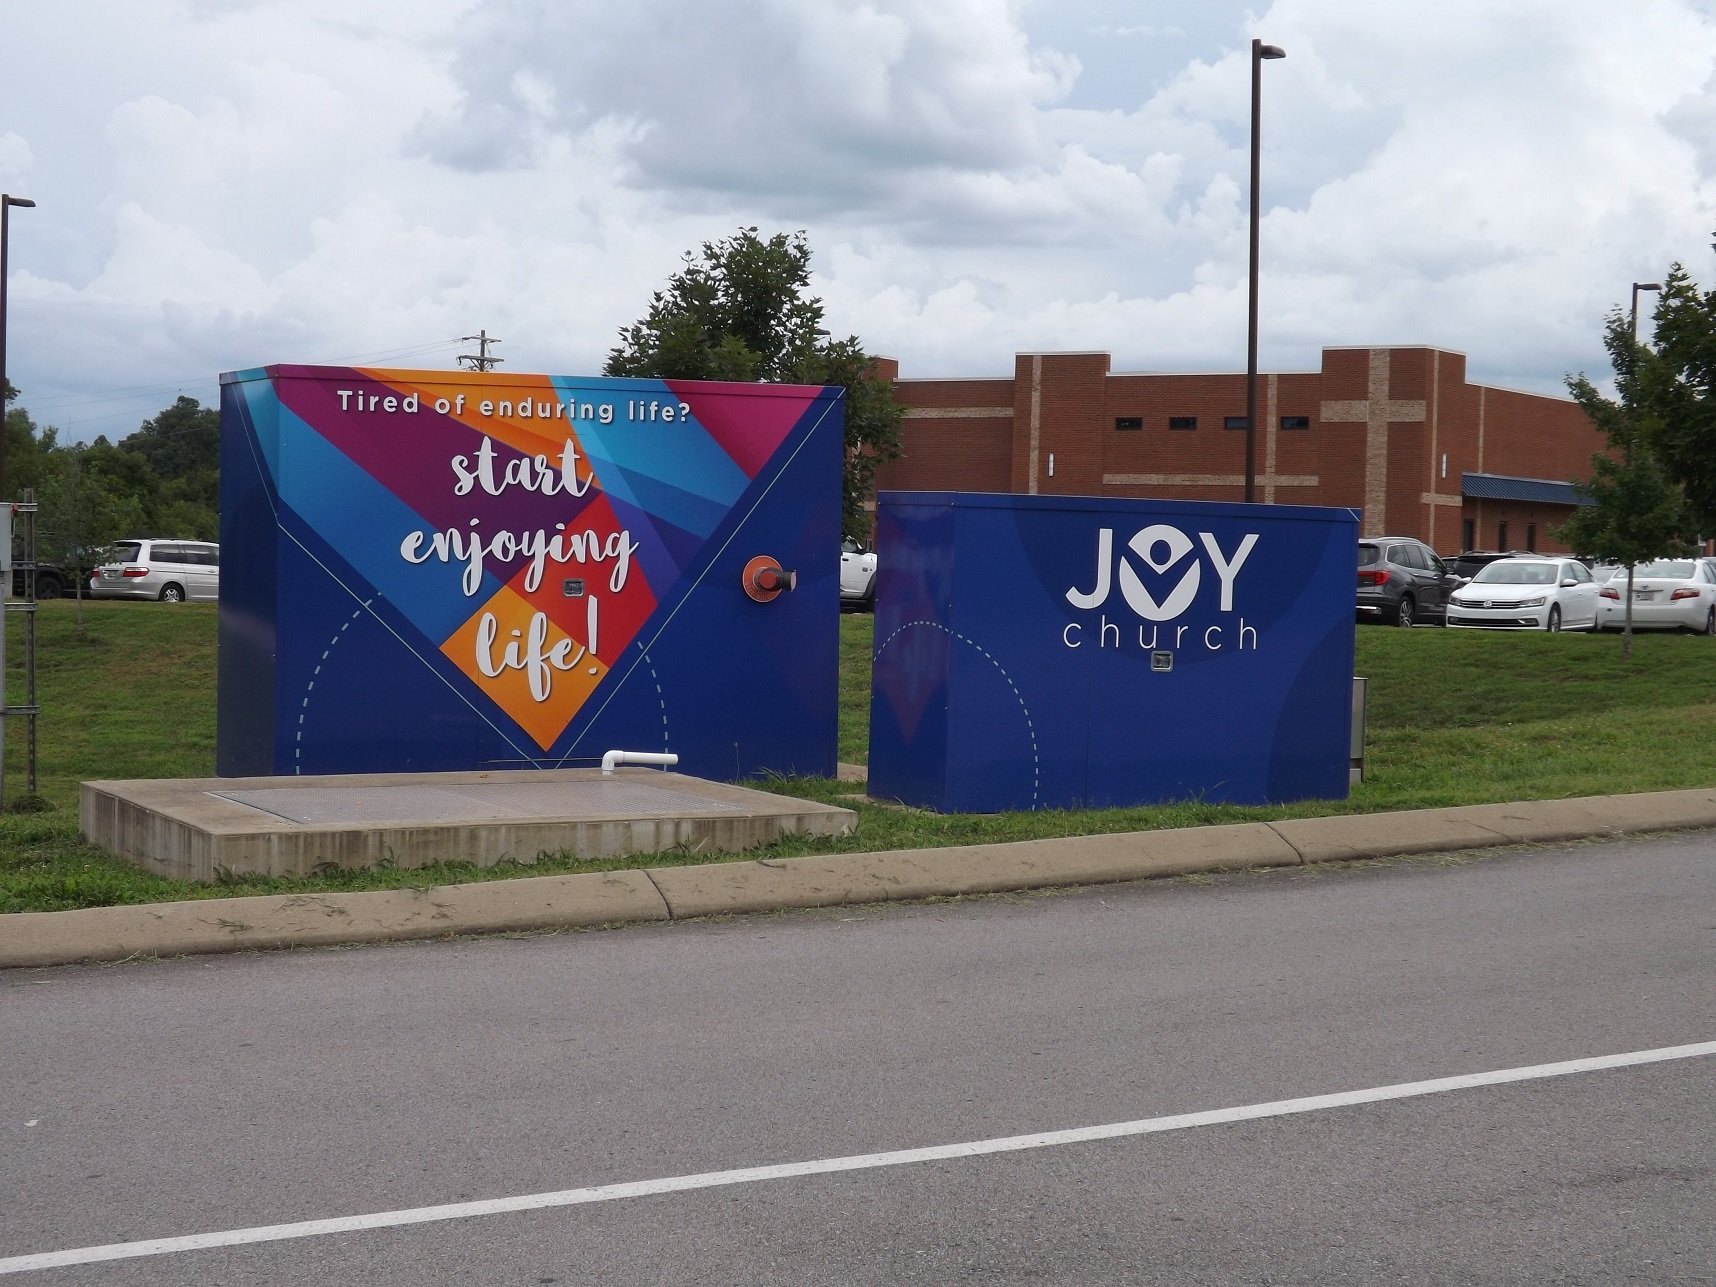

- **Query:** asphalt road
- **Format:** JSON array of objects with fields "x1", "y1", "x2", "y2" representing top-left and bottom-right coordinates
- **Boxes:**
[{"x1": 3, "y1": 833, "x2": 1713, "y2": 1285}]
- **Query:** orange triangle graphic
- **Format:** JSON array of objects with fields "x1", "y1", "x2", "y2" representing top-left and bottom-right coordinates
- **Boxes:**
[{"x1": 441, "y1": 584, "x2": 609, "y2": 750}]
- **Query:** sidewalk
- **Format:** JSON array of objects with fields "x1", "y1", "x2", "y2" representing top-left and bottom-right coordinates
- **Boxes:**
[{"x1": 6, "y1": 788, "x2": 1716, "y2": 969}]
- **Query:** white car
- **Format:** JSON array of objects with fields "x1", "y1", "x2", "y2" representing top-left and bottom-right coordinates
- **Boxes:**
[
  {"x1": 1446, "y1": 556, "x2": 1600, "y2": 632},
  {"x1": 1597, "y1": 558, "x2": 1716, "y2": 634},
  {"x1": 840, "y1": 536, "x2": 877, "y2": 611}
]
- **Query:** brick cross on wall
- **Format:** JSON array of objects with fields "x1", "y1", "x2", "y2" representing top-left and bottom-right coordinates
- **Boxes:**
[{"x1": 1320, "y1": 349, "x2": 1426, "y2": 535}]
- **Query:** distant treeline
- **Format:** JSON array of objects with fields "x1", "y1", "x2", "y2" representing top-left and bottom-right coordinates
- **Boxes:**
[{"x1": 4, "y1": 390, "x2": 218, "y2": 570}]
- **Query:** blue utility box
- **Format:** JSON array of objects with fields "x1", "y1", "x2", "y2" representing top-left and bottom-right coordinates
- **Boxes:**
[
  {"x1": 218, "y1": 364, "x2": 843, "y2": 780},
  {"x1": 867, "y1": 492, "x2": 1358, "y2": 812}
]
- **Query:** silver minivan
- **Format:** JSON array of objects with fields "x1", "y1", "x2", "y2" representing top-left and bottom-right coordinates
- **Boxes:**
[{"x1": 89, "y1": 539, "x2": 220, "y2": 602}]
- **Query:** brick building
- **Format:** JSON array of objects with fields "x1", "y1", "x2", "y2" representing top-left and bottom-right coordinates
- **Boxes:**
[{"x1": 873, "y1": 345, "x2": 1604, "y2": 556}]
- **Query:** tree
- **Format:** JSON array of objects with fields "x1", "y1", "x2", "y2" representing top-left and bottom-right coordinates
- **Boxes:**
[
  {"x1": 121, "y1": 395, "x2": 218, "y2": 484},
  {"x1": 80, "y1": 437, "x2": 162, "y2": 522},
  {"x1": 3, "y1": 400, "x2": 54, "y2": 498},
  {"x1": 1636, "y1": 260, "x2": 1716, "y2": 527},
  {"x1": 119, "y1": 395, "x2": 220, "y2": 537},
  {"x1": 1556, "y1": 307, "x2": 1698, "y2": 657},
  {"x1": 32, "y1": 443, "x2": 148, "y2": 629},
  {"x1": 605, "y1": 227, "x2": 902, "y2": 536}
]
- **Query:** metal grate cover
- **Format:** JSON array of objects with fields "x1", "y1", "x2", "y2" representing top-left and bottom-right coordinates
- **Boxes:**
[{"x1": 213, "y1": 779, "x2": 747, "y2": 826}]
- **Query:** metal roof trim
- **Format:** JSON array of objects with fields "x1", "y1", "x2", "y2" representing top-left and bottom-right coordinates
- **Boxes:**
[{"x1": 1460, "y1": 472, "x2": 1593, "y2": 506}]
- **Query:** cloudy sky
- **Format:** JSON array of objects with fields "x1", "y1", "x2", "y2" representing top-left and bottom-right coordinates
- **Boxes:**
[{"x1": 4, "y1": 0, "x2": 1714, "y2": 445}]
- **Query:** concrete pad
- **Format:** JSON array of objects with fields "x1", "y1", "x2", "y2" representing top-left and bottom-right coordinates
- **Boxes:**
[
  {"x1": 79, "y1": 768, "x2": 857, "y2": 881},
  {"x1": 0, "y1": 870, "x2": 670, "y2": 968},
  {"x1": 645, "y1": 823, "x2": 1300, "y2": 918}
]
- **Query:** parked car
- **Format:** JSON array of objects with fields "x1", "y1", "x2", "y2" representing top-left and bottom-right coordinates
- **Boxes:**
[
  {"x1": 1444, "y1": 549, "x2": 1534, "y2": 583},
  {"x1": 88, "y1": 539, "x2": 221, "y2": 602},
  {"x1": 1357, "y1": 536, "x2": 1457, "y2": 626},
  {"x1": 840, "y1": 536, "x2": 877, "y2": 611},
  {"x1": 1597, "y1": 558, "x2": 1716, "y2": 634},
  {"x1": 1446, "y1": 556, "x2": 1600, "y2": 631}
]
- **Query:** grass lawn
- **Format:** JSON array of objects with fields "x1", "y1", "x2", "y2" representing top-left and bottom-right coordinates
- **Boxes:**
[{"x1": 5, "y1": 599, "x2": 1715, "y2": 913}]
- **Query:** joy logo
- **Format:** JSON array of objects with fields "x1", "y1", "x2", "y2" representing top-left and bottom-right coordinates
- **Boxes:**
[{"x1": 1066, "y1": 525, "x2": 1259, "y2": 620}]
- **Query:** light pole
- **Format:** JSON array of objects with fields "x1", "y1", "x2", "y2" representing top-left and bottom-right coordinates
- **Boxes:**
[
  {"x1": 1624, "y1": 280, "x2": 1662, "y2": 428},
  {"x1": 1245, "y1": 40, "x2": 1285, "y2": 504},
  {"x1": 0, "y1": 194, "x2": 36, "y2": 502},
  {"x1": 1612, "y1": 279, "x2": 1665, "y2": 642},
  {"x1": 0, "y1": 194, "x2": 35, "y2": 811},
  {"x1": 1629, "y1": 280, "x2": 1661, "y2": 354}
]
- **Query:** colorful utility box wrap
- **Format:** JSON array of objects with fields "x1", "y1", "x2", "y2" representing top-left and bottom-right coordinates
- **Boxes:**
[
  {"x1": 867, "y1": 492, "x2": 1358, "y2": 813},
  {"x1": 218, "y1": 365, "x2": 842, "y2": 779}
]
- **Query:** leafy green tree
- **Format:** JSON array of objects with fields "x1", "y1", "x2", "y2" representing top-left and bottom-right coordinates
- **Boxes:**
[
  {"x1": 119, "y1": 395, "x2": 219, "y2": 536},
  {"x1": 32, "y1": 444, "x2": 148, "y2": 628},
  {"x1": 122, "y1": 395, "x2": 219, "y2": 479},
  {"x1": 3, "y1": 401, "x2": 53, "y2": 498},
  {"x1": 1636, "y1": 260, "x2": 1716, "y2": 527},
  {"x1": 1556, "y1": 307, "x2": 1698, "y2": 657},
  {"x1": 605, "y1": 227, "x2": 903, "y2": 536},
  {"x1": 80, "y1": 437, "x2": 162, "y2": 518}
]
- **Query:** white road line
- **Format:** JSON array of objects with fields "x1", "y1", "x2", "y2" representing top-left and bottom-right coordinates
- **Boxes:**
[{"x1": 4, "y1": 1039, "x2": 1713, "y2": 1276}]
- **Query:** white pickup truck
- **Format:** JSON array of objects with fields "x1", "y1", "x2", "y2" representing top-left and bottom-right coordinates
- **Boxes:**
[{"x1": 840, "y1": 536, "x2": 877, "y2": 611}]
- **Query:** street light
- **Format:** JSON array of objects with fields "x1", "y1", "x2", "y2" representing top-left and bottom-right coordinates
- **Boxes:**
[
  {"x1": 0, "y1": 194, "x2": 36, "y2": 502},
  {"x1": 1626, "y1": 280, "x2": 1662, "y2": 412},
  {"x1": 1629, "y1": 280, "x2": 1662, "y2": 350},
  {"x1": 1245, "y1": 39, "x2": 1285, "y2": 504}
]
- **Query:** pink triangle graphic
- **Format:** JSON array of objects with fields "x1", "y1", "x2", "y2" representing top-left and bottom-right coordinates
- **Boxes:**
[{"x1": 670, "y1": 380, "x2": 828, "y2": 478}]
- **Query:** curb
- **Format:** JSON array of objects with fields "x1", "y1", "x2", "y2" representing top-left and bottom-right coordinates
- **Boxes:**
[{"x1": 6, "y1": 788, "x2": 1716, "y2": 969}]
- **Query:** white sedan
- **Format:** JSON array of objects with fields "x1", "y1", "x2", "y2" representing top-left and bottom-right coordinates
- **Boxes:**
[
  {"x1": 1597, "y1": 558, "x2": 1716, "y2": 634},
  {"x1": 1446, "y1": 556, "x2": 1601, "y2": 631}
]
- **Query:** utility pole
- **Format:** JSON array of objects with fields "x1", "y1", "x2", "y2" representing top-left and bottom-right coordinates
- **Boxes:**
[
  {"x1": 1, "y1": 194, "x2": 37, "y2": 501},
  {"x1": 458, "y1": 331, "x2": 504, "y2": 372}
]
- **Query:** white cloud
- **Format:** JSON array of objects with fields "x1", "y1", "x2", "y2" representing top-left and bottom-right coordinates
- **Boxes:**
[{"x1": 415, "y1": 0, "x2": 1078, "y2": 196}]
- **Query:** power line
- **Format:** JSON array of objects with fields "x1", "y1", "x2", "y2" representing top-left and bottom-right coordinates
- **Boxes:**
[{"x1": 13, "y1": 337, "x2": 472, "y2": 422}]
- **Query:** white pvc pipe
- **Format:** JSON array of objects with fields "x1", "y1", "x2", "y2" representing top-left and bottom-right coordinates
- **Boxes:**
[{"x1": 601, "y1": 750, "x2": 679, "y2": 775}]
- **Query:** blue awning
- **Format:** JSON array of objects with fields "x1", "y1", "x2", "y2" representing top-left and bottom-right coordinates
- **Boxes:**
[{"x1": 1461, "y1": 472, "x2": 1593, "y2": 506}]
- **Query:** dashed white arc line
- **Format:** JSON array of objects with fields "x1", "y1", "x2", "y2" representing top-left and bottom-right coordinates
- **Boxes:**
[{"x1": 3, "y1": 1039, "x2": 1713, "y2": 1275}]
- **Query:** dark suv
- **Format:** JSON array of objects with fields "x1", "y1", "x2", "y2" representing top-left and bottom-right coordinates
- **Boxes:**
[
  {"x1": 1357, "y1": 537, "x2": 1458, "y2": 627},
  {"x1": 1444, "y1": 549, "x2": 1534, "y2": 583}
]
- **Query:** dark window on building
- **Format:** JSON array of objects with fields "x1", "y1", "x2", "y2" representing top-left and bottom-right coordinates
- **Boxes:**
[
  {"x1": 1168, "y1": 416, "x2": 1197, "y2": 431},
  {"x1": 1498, "y1": 521, "x2": 1510, "y2": 549},
  {"x1": 1223, "y1": 416, "x2": 1248, "y2": 430},
  {"x1": 1462, "y1": 518, "x2": 1476, "y2": 550},
  {"x1": 1279, "y1": 415, "x2": 1311, "y2": 430},
  {"x1": 1525, "y1": 523, "x2": 1537, "y2": 552},
  {"x1": 1114, "y1": 416, "x2": 1143, "y2": 431}
]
